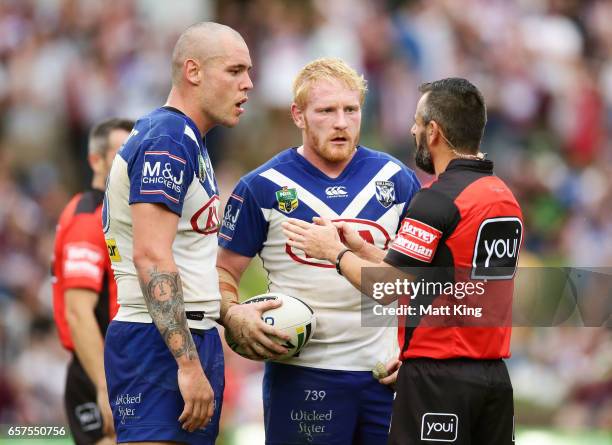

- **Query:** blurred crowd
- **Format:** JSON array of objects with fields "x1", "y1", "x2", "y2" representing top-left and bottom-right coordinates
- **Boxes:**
[{"x1": 0, "y1": 0, "x2": 610, "y2": 438}]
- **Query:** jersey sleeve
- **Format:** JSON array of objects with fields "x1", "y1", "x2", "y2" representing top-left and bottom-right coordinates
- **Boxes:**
[
  {"x1": 127, "y1": 135, "x2": 195, "y2": 215},
  {"x1": 384, "y1": 188, "x2": 459, "y2": 267},
  {"x1": 218, "y1": 180, "x2": 268, "y2": 257},
  {"x1": 394, "y1": 166, "x2": 421, "y2": 229},
  {"x1": 60, "y1": 215, "x2": 107, "y2": 292}
]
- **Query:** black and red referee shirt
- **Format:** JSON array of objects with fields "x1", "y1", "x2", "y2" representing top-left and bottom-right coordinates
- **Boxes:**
[
  {"x1": 52, "y1": 190, "x2": 119, "y2": 351},
  {"x1": 384, "y1": 158, "x2": 523, "y2": 360}
]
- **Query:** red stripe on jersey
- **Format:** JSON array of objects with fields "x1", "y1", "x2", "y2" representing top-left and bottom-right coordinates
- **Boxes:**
[
  {"x1": 219, "y1": 232, "x2": 232, "y2": 241},
  {"x1": 141, "y1": 189, "x2": 180, "y2": 203},
  {"x1": 144, "y1": 151, "x2": 186, "y2": 164}
]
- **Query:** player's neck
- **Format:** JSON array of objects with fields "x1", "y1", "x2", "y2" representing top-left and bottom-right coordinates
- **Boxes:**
[
  {"x1": 91, "y1": 174, "x2": 106, "y2": 191},
  {"x1": 165, "y1": 88, "x2": 212, "y2": 136},
  {"x1": 297, "y1": 145, "x2": 356, "y2": 179}
]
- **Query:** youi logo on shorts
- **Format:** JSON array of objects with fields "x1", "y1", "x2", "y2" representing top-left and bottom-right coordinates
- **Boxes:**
[
  {"x1": 471, "y1": 217, "x2": 523, "y2": 280},
  {"x1": 421, "y1": 413, "x2": 458, "y2": 442}
]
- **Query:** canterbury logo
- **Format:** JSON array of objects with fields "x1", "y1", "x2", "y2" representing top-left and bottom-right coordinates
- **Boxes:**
[{"x1": 325, "y1": 186, "x2": 348, "y2": 197}]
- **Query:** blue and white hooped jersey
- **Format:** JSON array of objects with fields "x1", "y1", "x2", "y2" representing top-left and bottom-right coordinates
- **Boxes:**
[
  {"x1": 103, "y1": 107, "x2": 221, "y2": 329},
  {"x1": 219, "y1": 147, "x2": 420, "y2": 370}
]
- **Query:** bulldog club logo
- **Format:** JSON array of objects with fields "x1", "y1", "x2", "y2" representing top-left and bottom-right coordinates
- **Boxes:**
[{"x1": 375, "y1": 181, "x2": 395, "y2": 208}]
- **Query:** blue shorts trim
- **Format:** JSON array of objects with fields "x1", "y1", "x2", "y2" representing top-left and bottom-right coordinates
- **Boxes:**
[
  {"x1": 104, "y1": 321, "x2": 224, "y2": 445},
  {"x1": 263, "y1": 362, "x2": 393, "y2": 445}
]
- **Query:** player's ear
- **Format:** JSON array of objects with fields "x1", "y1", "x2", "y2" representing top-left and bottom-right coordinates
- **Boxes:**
[
  {"x1": 184, "y1": 58, "x2": 202, "y2": 85},
  {"x1": 290, "y1": 103, "x2": 305, "y2": 129}
]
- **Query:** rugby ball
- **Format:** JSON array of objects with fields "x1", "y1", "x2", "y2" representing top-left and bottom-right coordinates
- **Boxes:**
[{"x1": 224, "y1": 293, "x2": 316, "y2": 361}]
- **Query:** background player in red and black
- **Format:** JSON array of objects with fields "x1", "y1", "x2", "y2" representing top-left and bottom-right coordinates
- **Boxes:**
[
  {"x1": 284, "y1": 78, "x2": 522, "y2": 444},
  {"x1": 52, "y1": 118, "x2": 133, "y2": 445}
]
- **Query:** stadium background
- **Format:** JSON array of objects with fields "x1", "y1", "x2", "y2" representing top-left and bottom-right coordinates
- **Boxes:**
[{"x1": 0, "y1": 0, "x2": 610, "y2": 443}]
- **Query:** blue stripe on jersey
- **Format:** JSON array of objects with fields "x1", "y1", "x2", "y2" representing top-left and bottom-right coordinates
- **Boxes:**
[
  {"x1": 117, "y1": 107, "x2": 216, "y2": 215},
  {"x1": 219, "y1": 146, "x2": 420, "y2": 257}
]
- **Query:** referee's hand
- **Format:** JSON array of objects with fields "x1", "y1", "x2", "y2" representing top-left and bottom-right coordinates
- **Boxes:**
[
  {"x1": 379, "y1": 359, "x2": 402, "y2": 388},
  {"x1": 96, "y1": 385, "x2": 116, "y2": 438},
  {"x1": 330, "y1": 220, "x2": 366, "y2": 253},
  {"x1": 177, "y1": 362, "x2": 215, "y2": 432}
]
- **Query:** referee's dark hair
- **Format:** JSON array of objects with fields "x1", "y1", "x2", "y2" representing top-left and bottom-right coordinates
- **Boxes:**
[
  {"x1": 88, "y1": 118, "x2": 135, "y2": 156},
  {"x1": 419, "y1": 78, "x2": 486, "y2": 153}
]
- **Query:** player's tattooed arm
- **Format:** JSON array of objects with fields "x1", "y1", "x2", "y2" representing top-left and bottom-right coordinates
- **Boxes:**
[
  {"x1": 131, "y1": 203, "x2": 213, "y2": 432},
  {"x1": 139, "y1": 267, "x2": 197, "y2": 361}
]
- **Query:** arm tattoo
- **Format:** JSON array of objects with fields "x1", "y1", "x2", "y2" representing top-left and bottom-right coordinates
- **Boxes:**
[{"x1": 139, "y1": 267, "x2": 197, "y2": 360}]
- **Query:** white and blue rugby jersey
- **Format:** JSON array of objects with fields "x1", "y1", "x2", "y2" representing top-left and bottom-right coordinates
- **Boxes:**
[
  {"x1": 103, "y1": 107, "x2": 221, "y2": 329},
  {"x1": 219, "y1": 146, "x2": 420, "y2": 370}
]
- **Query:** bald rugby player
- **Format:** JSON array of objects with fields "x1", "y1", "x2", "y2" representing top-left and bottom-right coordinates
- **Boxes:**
[{"x1": 102, "y1": 22, "x2": 254, "y2": 445}]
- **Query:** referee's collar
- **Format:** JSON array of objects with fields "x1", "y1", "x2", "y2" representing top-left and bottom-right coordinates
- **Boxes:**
[{"x1": 446, "y1": 158, "x2": 493, "y2": 173}]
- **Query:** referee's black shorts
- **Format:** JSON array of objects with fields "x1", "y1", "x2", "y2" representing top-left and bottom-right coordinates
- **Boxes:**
[
  {"x1": 64, "y1": 355, "x2": 106, "y2": 445},
  {"x1": 389, "y1": 358, "x2": 514, "y2": 445}
]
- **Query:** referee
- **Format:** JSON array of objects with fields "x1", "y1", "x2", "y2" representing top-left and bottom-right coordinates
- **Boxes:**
[
  {"x1": 52, "y1": 118, "x2": 133, "y2": 445},
  {"x1": 283, "y1": 78, "x2": 522, "y2": 444}
]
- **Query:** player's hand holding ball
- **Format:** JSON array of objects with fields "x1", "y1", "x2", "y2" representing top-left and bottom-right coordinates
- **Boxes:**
[
  {"x1": 224, "y1": 297, "x2": 292, "y2": 360},
  {"x1": 225, "y1": 293, "x2": 316, "y2": 361}
]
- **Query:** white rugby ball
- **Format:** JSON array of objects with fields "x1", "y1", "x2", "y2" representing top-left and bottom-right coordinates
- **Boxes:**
[{"x1": 225, "y1": 293, "x2": 316, "y2": 361}]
